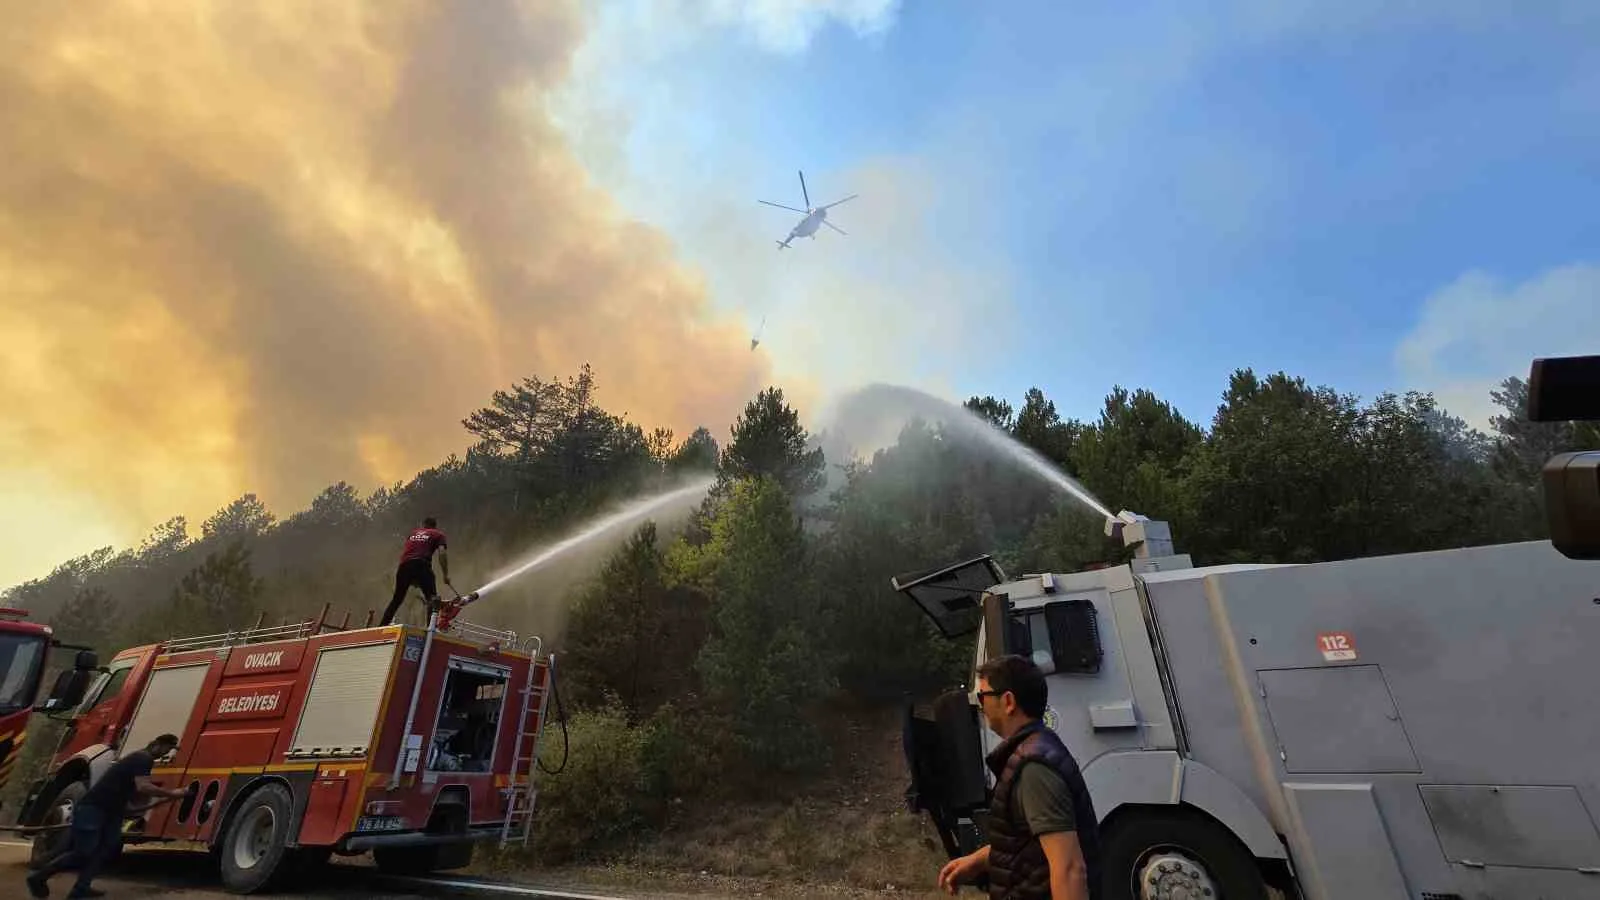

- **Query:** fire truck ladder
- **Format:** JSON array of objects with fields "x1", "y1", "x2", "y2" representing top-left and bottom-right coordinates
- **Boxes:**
[
  {"x1": 500, "y1": 640, "x2": 553, "y2": 847},
  {"x1": 163, "y1": 604, "x2": 368, "y2": 654},
  {"x1": 162, "y1": 620, "x2": 316, "y2": 653}
]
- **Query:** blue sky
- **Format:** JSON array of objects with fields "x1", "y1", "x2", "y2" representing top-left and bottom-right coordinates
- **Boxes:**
[{"x1": 556, "y1": 0, "x2": 1599, "y2": 432}]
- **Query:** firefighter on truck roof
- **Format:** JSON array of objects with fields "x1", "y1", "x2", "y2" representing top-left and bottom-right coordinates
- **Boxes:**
[{"x1": 382, "y1": 516, "x2": 452, "y2": 626}]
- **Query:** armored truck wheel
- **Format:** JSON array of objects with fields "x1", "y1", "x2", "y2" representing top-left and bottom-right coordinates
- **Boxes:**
[
  {"x1": 218, "y1": 783, "x2": 294, "y2": 894},
  {"x1": 1100, "y1": 808, "x2": 1269, "y2": 900},
  {"x1": 29, "y1": 780, "x2": 87, "y2": 868}
]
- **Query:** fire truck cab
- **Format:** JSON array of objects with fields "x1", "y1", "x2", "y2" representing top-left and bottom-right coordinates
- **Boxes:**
[
  {"x1": 0, "y1": 607, "x2": 99, "y2": 810},
  {"x1": 16, "y1": 607, "x2": 556, "y2": 894}
]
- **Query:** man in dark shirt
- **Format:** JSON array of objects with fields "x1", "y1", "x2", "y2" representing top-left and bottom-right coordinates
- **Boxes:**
[
  {"x1": 27, "y1": 733, "x2": 186, "y2": 899},
  {"x1": 381, "y1": 516, "x2": 453, "y2": 626},
  {"x1": 937, "y1": 655, "x2": 1102, "y2": 899}
]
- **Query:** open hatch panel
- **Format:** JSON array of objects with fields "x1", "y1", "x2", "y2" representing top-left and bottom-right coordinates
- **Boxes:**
[{"x1": 891, "y1": 555, "x2": 1007, "y2": 638}]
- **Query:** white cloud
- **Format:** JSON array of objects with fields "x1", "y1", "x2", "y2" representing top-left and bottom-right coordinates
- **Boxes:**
[
  {"x1": 698, "y1": 0, "x2": 900, "y2": 54},
  {"x1": 1395, "y1": 263, "x2": 1600, "y2": 429},
  {"x1": 568, "y1": 0, "x2": 899, "y2": 64}
]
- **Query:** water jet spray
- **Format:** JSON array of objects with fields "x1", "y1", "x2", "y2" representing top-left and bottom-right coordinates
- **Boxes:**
[
  {"x1": 434, "y1": 476, "x2": 716, "y2": 629},
  {"x1": 822, "y1": 384, "x2": 1116, "y2": 520}
]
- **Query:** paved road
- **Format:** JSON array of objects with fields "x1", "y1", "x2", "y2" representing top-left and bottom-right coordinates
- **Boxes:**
[{"x1": 0, "y1": 840, "x2": 639, "y2": 900}]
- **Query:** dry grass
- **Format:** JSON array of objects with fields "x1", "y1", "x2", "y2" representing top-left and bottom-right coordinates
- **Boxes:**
[
  {"x1": 479, "y1": 703, "x2": 958, "y2": 897},
  {"x1": 467, "y1": 704, "x2": 1297, "y2": 899},
  {"x1": 618, "y1": 793, "x2": 945, "y2": 890}
]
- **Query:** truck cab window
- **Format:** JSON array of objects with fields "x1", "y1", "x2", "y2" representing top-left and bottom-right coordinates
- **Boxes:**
[
  {"x1": 78, "y1": 662, "x2": 133, "y2": 715},
  {"x1": 428, "y1": 662, "x2": 508, "y2": 774},
  {"x1": 0, "y1": 634, "x2": 47, "y2": 713}
]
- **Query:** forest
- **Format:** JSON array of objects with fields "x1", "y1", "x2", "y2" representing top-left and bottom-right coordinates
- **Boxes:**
[{"x1": 3, "y1": 361, "x2": 1593, "y2": 870}]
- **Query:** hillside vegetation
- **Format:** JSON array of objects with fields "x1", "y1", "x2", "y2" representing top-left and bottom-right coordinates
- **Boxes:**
[{"x1": 4, "y1": 363, "x2": 1591, "y2": 893}]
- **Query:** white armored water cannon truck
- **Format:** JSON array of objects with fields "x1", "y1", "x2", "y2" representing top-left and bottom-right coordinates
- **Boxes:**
[{"x1": 894, "y1": 504, "x2": 1600, "y2": 900}]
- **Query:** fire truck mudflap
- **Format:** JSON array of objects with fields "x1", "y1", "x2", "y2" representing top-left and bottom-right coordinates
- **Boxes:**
[{"x1": 16, "y1": 609, "x2": 556, "y2": 895}]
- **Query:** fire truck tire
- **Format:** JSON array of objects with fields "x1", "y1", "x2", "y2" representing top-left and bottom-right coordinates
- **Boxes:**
[
  {"x1": 218, "y1": 782, "x2": 295, "y2": 894},
  {"x1": 1099, "y1": 806, "x2": 1269, "y2": 900},
  {"x1": 29, "y1": 780, "x2": 87, "y2": 868}
]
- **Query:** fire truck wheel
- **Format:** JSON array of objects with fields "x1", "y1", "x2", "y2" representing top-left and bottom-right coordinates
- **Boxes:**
[
  {"x1": 29, "y1": 780, "x2": 87, "y2": 868},
  {"x1": 1099, "y1": 807, "x2": 1270, "y2": 900},
  {"x1": 218, "y1": 783, "x2": 295, "y2": 894}
]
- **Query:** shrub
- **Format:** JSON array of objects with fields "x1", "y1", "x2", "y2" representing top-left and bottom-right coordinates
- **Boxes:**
[{"x1": 527, "y1": 700, "x2": 650, "y2": 863}]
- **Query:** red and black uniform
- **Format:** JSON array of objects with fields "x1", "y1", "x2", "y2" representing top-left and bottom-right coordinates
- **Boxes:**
[{"x1": 383, "y1": 526, "x2": 447, "y2": 625}]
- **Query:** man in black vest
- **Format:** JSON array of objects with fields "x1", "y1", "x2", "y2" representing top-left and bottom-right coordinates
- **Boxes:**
[{"x1": 937, "y1": 655, "x2": 1102, "y2": 899}]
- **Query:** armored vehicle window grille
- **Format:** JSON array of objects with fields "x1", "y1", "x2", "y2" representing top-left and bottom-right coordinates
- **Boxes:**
[
  {"x1": 288, "y1": 642, "x2": 396, "y2": 758},
  {"x1": 1045, "y1": 599, "x2": 1102, "y2": 674},
  {"x1": 1007, "y1": 599, "x2": 1102, "y2": 675},
  {"x1": 122, "y1": 662, "x2": 209, "y2": 757}
]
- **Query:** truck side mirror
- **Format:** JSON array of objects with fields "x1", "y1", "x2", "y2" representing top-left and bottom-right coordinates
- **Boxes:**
[
  {"x1": 1529, "y1": 356, "x2": 1600, "y2": 561},
  {"x1": 74, "y1": 649, "x2": 99, "y2": 671},
  {"x1": 37, "y1": 668, "x2": 93, "y2": 714},
  {"x1": 1542, "y1": 451, "x2": 1600, "y2": 560},
  {"x1": 981, "y1": 592, "x2": 1013, "y2": 661}
]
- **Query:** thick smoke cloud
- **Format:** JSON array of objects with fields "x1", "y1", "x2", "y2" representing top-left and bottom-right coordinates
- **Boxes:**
[{"x1": 0, "y1": 1, "x2": 770, "y2": 583}]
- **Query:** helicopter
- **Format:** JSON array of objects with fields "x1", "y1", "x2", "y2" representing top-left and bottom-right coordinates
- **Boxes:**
[{"x1": 759, "y1": 170, "x2": 857, "y2": 250}]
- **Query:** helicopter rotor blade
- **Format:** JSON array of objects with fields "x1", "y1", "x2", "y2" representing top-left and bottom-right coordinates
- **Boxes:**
[
  {"x1": 822, "y1": 194, "x2": 858, "y2": 209},
  {"x1": 798, "y1": 170, "x2": 810, "y2": 209},
  {"x1": 759, "y1": 200, "x2": 809, "y2": 214},
  {"x1": 823, "y1": 220, "x2": 847, "y2": 235}
]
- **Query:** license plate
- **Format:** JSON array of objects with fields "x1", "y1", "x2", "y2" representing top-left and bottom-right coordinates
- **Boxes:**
[{"x1": 357, "y1": 816, "x2": 406, "y2": 832}]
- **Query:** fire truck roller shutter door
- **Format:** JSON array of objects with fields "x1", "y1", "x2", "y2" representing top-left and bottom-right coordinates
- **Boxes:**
[
  {"x1": 120, "y1": 662, "x2": 209, "y2": 759},
  {"x1": 289, "y1": 642, "x2": 397, "y2": 757}
]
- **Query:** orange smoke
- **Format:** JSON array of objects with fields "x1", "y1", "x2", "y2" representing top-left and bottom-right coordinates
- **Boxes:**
[{"x1": 0, "y1": 1, "x2": 771, "y2": 586}]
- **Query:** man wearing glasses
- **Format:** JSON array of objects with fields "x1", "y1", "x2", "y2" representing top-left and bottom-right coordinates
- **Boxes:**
[{"x1": 937, "y1": 655, "x2": 1102, "y2": 899}]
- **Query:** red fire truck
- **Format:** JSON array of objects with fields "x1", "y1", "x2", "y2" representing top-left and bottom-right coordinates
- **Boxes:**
[
  {"x1": 14, "y1": 605, "x2": 559, "y2": 894},
  {"x1": 0, "y1": 608, "x2": 53, "y2": 800},
  {"x1": 0, "y1": 607, "x2": 98, "y2": 810}
]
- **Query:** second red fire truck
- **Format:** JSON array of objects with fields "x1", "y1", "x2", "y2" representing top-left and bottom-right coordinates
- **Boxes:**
[
  {"x1": 0, "y1": 607, "x2": 99, "y2": 815},
  {"x1": 13, "y1": 604, "x2": 558, "y2": 893}
]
